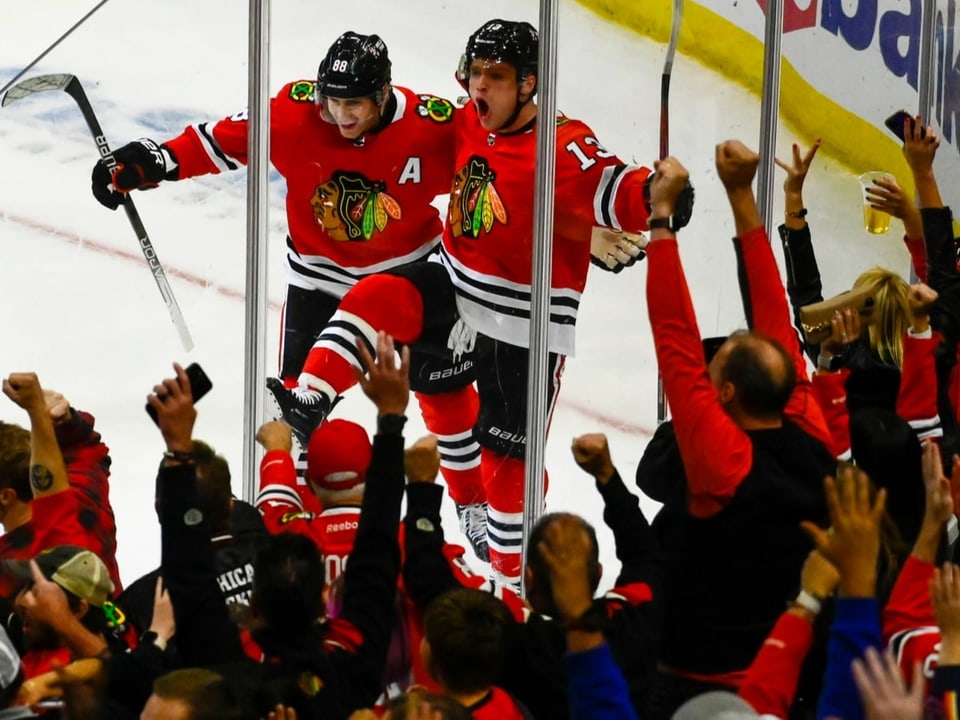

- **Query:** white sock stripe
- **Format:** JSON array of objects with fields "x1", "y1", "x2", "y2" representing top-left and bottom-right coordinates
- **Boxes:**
[
  {"x1": 439, "y1": 443, "x2": 480, "y2": 458},
  {"x1": 297, "y1": 374, "x2": 338, "y2": 400},
  {"x1": 487, "y1": 526, "x2": 524, "y2": 541},
  {"x1": 332, "y1": 310, "x2": 379, "y2": 346},
  {"x1": 435, "y1": 429, "x2": 476, "y2": 443},
  {"x1": 487, "y1": 516, "x2": 524, "y2": 546},
  {"x1": 318, "y1": 323, "x2": 369, "y2": 347},
  {"x1": 488, "y1": 537, "x2": 523, "y2": 553},
  {"x1": 487, "y1": 506, "x2": 524, "y2": 525}
]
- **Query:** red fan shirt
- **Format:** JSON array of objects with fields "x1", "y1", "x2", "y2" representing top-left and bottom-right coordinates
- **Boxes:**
[{"x1": 0, "y1": 411, "x2": 119, "y2": 599}]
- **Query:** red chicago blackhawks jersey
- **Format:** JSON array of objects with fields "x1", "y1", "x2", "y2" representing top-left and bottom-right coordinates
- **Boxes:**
[
  {"x1": 883, "y1": 555, "x2": 940, "y2": 693},
  {"x1": 164, "y1": 83, "x2": 457, "y2": 297},
  {"x1": 257, "y1": 450, "x2": 360, "y2": 586},
  {"x1": 439, "y1": 103, "x2": 652, "y2": 355}
]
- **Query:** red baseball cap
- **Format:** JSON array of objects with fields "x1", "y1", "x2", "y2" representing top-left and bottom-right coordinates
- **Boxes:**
[{"x1": 306, "y1": 419, "x2": 372, "y2": 491}]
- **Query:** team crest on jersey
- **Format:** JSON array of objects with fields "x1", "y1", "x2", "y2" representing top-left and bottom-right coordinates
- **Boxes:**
[
  {"x1": 280, "y1": 510, "x2": 314, "y2": 524},
  {"x1": 416, "y1": 95, "x2": 454, "y2": 123},
  {"x1": 311, "y1": 171, "x2": 402, "y2": 242},
  {"x1": 289, "y1": 80, "x2": 315, "y2": 103},
  {"x1": 448, "y1": 156, "x2": 507, "y2": 239}
]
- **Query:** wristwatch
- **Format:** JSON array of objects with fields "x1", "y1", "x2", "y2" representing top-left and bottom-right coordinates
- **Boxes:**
[
  {"x1": 817, "y1": 352, "x2": 844, "y2": 372},
  {"x1": 648, "y1": 216, "x2": 678, "y2": 233}
]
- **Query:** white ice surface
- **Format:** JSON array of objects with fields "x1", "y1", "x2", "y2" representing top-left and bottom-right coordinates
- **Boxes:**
[{"x1": 0, "y1": 0, "x2": 910, "y2": 589}]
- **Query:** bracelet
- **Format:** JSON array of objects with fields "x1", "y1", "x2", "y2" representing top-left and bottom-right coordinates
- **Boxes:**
[
  {"x1": 163, "y1": 450, "x2": 195, "y2": 463},
  {"x1": 792, "y1": 589, "x2": 823, "y2": 615},
  {"x1": 786, "y1": 208, "x2": 808, "y2": 218}
]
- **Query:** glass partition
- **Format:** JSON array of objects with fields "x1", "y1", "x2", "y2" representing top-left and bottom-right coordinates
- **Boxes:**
[{"x1": 0, "y1": 0, "x2": 948, "y2": 591}]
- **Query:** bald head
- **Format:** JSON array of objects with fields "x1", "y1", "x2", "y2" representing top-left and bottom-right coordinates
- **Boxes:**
[{"x1": 709, "y1": 331, "x2": 795, "y2": 421}]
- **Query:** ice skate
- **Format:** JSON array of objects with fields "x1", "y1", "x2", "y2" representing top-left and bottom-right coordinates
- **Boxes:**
[
  {"x1": 456, "y1": 502, "x2": 490, "y2": 563},
  {"x1": 266, "y1": 378, "x2": 331, "y2": 448}
]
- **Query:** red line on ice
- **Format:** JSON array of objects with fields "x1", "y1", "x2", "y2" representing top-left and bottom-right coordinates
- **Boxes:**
[{"x1": 3, "y1": 210, "x2": 282, "y2": 310}]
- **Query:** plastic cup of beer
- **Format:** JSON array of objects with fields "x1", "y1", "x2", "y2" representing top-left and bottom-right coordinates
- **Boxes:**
[{"x1": 858, "y1": 171, "x2": 894, "y2": 234}]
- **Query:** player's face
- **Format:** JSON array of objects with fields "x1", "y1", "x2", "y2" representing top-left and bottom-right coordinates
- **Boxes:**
[
  {"x1": 324, "y1": 96, "x2": 381, "y2": 139},
  {"x1": 468, "y1": 59, "x2": 534, "y2": 132}
]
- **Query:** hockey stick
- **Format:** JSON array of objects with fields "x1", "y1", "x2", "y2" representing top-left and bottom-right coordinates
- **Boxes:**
[
  {"x1": 656, "y1": 0, "x2": 684, "y2": 426},
  {"x1": 2, "y1": 73, "x2": 194, "y2": 351},
  {"x1": 0, "y1": 0, "x2": 112, "y2": 97},
  {"x1": 660, "y1": 0, "x2": 683, "y2": 161}
]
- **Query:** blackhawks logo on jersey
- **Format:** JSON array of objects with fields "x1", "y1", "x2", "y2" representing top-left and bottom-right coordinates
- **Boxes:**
[
  {"x1": 416, "y1": 94, "x2": 454, "y2": 123},
  {"x1": 288, "y1": 80, "x2": 315, "y2": 103},
  {"x1": 448, "y1": 156, "x2": 507, "y2": 239},
  {"x1": 311, "y1": 171, "x2": 402, "y2": 242},
  {"x1": 279, "y1": 510, "x2": 314, "y2": 524}
]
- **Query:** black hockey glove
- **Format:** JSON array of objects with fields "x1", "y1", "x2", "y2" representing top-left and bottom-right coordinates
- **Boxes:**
[
  {"x1": 91, "y1": 138, "x2": 177, "y2": 210},
  {"x1": 590, "y1": 227, "x2": 647, "y2": 273},
  {"x1": 643, "y1": 172, "x2": 695, "y2": 230}
]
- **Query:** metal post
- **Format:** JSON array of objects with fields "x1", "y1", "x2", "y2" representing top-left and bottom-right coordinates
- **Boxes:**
[
  {"x1": 242, "y1": 0, "x2": 271, "y2": 501},
  {"x1": 756, "y1": 0, "x2": 783, "y2": 234},
  {"x1": 911, "y1": 0, "x2": 936, "y2": 284},
  {"x1": 918, "y1": 0, "x2": 936, "y2": 119},
  {"x1": 521, "y1": 0, "x2": 559, "y2": 597}
]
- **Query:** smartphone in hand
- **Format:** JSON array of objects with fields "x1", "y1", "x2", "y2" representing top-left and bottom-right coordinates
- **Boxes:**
[
  {"x1": 145, "y1": 362, "x2": 213, "y2": 425},
  {"x1": 885, "y1": 110, "x2": 925, "y2": 142}
]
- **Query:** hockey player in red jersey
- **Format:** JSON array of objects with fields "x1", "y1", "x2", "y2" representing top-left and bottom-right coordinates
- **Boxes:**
[
  {"x1": 269, "y1": 19, "x2": 693, "y2": 587},
  {"x1": 88, "y1": 32, "x2": 491, "y2": 560}
]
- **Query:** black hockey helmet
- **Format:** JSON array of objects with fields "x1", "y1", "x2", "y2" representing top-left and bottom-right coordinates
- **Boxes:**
[
  {"x1": 457, "y1": 19, "x2": 538, "y2": 91},
  {"x1": 317, "y1": 32, "x2": 391, "y2": 102}
]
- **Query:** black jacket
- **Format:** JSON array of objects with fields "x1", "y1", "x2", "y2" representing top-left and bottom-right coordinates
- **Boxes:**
[
  {"x1": 402, "y1": 472, "x2": 663, "y2": 720},
  {"x1": 157, "y1": 423, "x2": 406, "y2": 720}
]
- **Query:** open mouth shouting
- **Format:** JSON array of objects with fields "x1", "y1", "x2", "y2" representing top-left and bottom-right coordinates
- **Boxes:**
[{"x1": 474, "y1": 98, "x2": 491, "y2": 123}]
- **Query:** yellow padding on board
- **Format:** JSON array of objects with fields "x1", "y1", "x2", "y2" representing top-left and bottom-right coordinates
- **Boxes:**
[{"x1": 574, "y1": 0, "x2": 913, "y2": 194}]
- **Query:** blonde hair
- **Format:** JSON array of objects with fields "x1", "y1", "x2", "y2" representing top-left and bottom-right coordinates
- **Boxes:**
[{"x1": 853, "y1": 267, "x2": 910, "y2": 368}]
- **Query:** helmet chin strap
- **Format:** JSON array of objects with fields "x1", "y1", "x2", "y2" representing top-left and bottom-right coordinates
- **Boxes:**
[
  {"x1": 496, "y1": 90, "x2": 535, "y2": 134},
  {"x1": 370, "y1": 89, "x2": 397, "y2": 134},
  {"x1": 493, "y1": 72, "x2": 536, "y2": 134}
]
